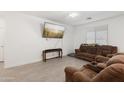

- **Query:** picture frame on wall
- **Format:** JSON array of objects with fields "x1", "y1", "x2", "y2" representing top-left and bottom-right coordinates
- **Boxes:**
[{"x1": 42, "y1": 22, "x2": 65, "y2": 39}]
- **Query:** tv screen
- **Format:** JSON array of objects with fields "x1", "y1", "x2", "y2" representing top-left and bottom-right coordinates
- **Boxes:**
[{"x1": 42, "y1": 22, "x2": 65, "y2": 38}]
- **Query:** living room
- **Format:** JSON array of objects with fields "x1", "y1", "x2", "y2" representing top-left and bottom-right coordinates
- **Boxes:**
[
  {"x1": 0, "y1": 11, "x2": 124, "y2": 82},
  {"x1": 1, "y1": 0, "x2": 124, "y2": 92}
]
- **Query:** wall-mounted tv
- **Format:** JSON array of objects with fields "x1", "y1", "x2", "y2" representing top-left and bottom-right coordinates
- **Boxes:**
[{"x1": 42, "y1": 22, "x2": 65, "y2": 39}]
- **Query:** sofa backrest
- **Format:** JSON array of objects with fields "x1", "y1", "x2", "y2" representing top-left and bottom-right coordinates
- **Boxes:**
[
  {"x1": 79, "y1": 44, "x2": 117, "y2": 55},
  {"x1": 100, "y1": 45, "x2": 117, "y2": 56},
  {"x1": 79, "y1": 44, "x2": 97, "y2": 54},
  {"x1": 92, "y1": 63, "x2": 124, "y2": 82},
  {"x1": 86, "y1": 46, "x2": 97, "y2": 54}
]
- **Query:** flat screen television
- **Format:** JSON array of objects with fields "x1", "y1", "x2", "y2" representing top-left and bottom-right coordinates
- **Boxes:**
[{"x1": 42, "y1": 22, "x2": 65, "y2": 38}]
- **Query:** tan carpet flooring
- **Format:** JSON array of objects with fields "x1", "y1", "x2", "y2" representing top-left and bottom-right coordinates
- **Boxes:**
[{"x1": 0, "y1": 56, "x2": 88, "y2": 82}]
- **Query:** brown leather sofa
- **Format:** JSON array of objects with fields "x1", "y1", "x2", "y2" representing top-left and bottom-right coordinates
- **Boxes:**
[
  {"x1": 65, "y1": 55, "x2": 124, "y2": 82},
  {"x1": 92, "y1": 52, "x2": 124, "y2": 65},
  {"x1": 75, "y1": 44, "x2": 117, "y2": 62}
]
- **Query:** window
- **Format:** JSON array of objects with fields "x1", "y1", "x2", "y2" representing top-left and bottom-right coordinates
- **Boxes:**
[
  {"x1": 86, "y1": 25, "x2": 108, "y2": 45},
  {"x1": 86, "y1": 31, "x2": 95, "y2": 44}
]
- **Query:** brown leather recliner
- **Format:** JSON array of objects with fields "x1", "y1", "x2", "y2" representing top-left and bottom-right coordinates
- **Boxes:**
[
  {"x1": 65, "y1": 55, "x2": 124, "y2": 82},
  {"x1": 75, "y1": 44, "x2": 117, "y2": 62},
  {"x1": 92, "y1": 53, "x2": 124, "y2": 65}
]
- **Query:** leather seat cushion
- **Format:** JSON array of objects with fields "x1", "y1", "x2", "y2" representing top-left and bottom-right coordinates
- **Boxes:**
[{"x1": 78, "y1": 52, "x2": 96, "y2": 59}]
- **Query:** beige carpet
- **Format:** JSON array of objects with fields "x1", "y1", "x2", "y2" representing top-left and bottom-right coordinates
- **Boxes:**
[{"x1": 0, "y1": 56, "x2": 88, "y2": 82}]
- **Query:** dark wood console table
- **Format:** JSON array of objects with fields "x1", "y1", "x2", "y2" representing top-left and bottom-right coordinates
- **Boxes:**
[{"x1": 42, "y1": 48, "x2": 63, "y2": 62}]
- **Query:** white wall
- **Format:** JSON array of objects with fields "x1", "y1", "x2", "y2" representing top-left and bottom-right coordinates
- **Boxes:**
[
  {"x1": 4, "y1": 13, "x2": 74, "y2": 68},
  {"x1": 0, "y1": 18, "x2": 5, "y2": 62},
  {"x1": 5, "y1": 13, "x2": 124, "y2": 68},
  {"x1": 74, "y1": 15, "x2": 124, "y2": 52}
]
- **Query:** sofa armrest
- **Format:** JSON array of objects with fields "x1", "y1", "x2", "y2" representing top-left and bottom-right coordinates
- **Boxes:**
[
  {"x1": 84, "y1": 64, "x2": 102, "y2": 73},
  {"x1": 95, "y1": 55, "x2": 109, "y2": 63},
  {"x1": 91, "y1": 61, "x2": 97, "y2": 65},
  {"x1": 97, "y1": 63, "x2": 107, "y2": 69},
  {"x1": 75, "y1": 49, "x2": 80, "y2": 54},
  {"x1": 107, "y1": 53, "x2": 124, "y2": 58},
  {"x1": 107, "y1": 54, "x2": 115, "y2": 58},
  {"x1": 65, "y1": 66, "x2": 80, "y2": 82},
  {"x1": 72, "y1": 72, "x2": 91, "y2": 82},
  {"x1": 65, "y1": 66, "x2": 79, "y2": 74}
]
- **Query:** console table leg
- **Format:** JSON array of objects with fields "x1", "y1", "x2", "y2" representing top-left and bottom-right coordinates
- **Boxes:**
[
  {"x1": 44, "y1": 53, "x2": 46, "y2": 62},
  {"x1": 43, "y1": 52, "x2": 46, "y2": 62},
  {"x1": 59, "y1": 51, "x2": 60, "y2": 58},
  {"x1": 61, "y1": 51, "x2": 62, "y2": 58}
]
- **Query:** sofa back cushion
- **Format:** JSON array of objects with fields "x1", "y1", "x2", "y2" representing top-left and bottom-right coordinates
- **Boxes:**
[
  {"x1": 92, "y1": 64, "x2": 124, "y2": 82},
  {"x1": 98, "y1": 45, "x2": 117, "y2": 56},
  {"x1": 106, "y1": 55, "x2": 124, "y2": 66},
  {"x1": 96, "y1": 46, "x2": 102, "y2": 55},
  {"x1": 80, "y1": 44, "x2": 97, "y2": 54},
  {"x1": 102, "y1": 50, "x2": 111, "y2": 56},
  {"x1": 79, "y1": 44, "x2": 117, "y2": 56},
  {"x1": 86, "y1": 46, "x2": 97, "y2": 54}
]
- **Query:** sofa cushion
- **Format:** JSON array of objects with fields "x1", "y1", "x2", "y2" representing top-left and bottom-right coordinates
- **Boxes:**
[
  {"x1": 97, "y1": 63, "x2": 107, "y2": 69},
  {"x1": 100, "y1": 45, "x2": 117, "y2": 56},
  {"x1": 102, "y1": 45, "x2": 112, "y2": 50},
  {"x1": 95, "y1": 55, "x2": 109, "y2": 63},
  {"x1": 92, "y1": 64, "x2": 124, "y2": 82},
  {"x1": 106, "y1": 55, "x2": 124, "y2": 66},
  {"x1": 84, "y1": 64, "x2": 102, "y2": 73},
  {"x1": 102, "y1": 50, "x2": 111, "y2": 56},
  {"x1": 96, "y1": 46, "x2": 102, "y2": 55},
  {"x1": 87, "y1": 46, "x2": 97, "y2": 54},
  {"x1": 78, "y1": 52, "x2": 96, "y2": 59}
]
